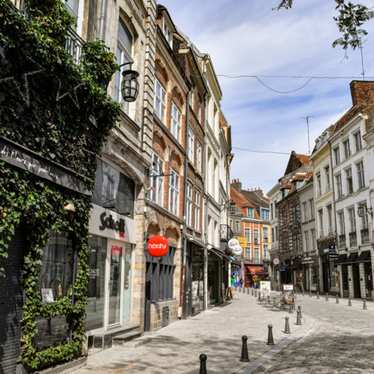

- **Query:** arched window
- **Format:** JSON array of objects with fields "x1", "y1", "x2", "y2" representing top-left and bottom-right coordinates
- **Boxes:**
[{"x1": 114, "y1": 20, "x2": 133, "y2": 113}]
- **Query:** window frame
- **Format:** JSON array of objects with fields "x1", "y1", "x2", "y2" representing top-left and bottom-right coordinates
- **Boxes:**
[
  {"x1": 168, "y1": 169, "x2": 179, "y2": 215},
  {"x1": 154, "y1": 79, "x2": 166, "y2": 123}
]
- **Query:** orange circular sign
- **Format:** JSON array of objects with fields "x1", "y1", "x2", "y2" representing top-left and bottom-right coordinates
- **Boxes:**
[{"x1": 147, "y1": 236, "x2": 169, "y2": 257}]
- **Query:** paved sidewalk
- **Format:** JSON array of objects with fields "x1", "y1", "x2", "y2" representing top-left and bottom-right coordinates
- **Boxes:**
[{"x1": 71, "y1": 292, "x2": 316, "y2": 374}]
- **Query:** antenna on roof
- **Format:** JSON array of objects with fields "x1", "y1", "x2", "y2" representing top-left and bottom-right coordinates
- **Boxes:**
[{"x1": 302, "y1": 116, "x2": 312, "y2": 155}]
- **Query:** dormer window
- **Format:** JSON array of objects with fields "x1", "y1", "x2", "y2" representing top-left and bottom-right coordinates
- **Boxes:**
[{"x1": 162, "y1": 17, "x2": 173, "y2": 48}]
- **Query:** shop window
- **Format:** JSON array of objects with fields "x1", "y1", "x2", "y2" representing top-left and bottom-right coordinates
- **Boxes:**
[
  {"x1": 40, "y1": 232, "x2": 74, "y2": 303},
  {"x1": 93, "y1": 159, "x2": 135, "y2": 217},
  {"x1": 146, "y1": 247, "x2": 176, "y2": 301},
  {"x1": 86, "y1": 236, "x2": 107, "y2": 331}
]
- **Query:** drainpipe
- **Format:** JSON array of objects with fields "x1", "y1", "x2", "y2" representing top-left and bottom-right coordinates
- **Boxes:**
[
  {"x1": 180, "y1": 89, "x2": 191, "y2": 319},
  {"x1": 328, "y1": 139, "x2": 338, "y2": 294}
]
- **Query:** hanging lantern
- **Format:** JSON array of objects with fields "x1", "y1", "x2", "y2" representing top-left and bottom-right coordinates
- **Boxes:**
[
  {"x1": 147, "y1": 235, "x2": 169, "y2": 257},
  {"x1": 121, "y1": 68, "x2": 139, "y2": 102}
]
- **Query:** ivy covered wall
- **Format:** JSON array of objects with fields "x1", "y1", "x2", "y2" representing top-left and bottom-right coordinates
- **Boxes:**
[{"x1": 0, "y1": 0, "x2": 120, "y2": 370}]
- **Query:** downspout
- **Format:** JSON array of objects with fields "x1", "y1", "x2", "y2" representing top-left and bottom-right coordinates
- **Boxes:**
[
  {"x1": 328, "y1": 139, "x2": 337, "y2": 294},
  {"x1": 180, "y1": 88, "x2": 191, "y2": 319}
]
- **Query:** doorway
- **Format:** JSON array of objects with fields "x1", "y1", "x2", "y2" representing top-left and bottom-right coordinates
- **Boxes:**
[
  {"x1": 106, "y1": 240, "x2": 124, "y2": 328},
  {"x1": 0, "y1": 227, "x2": 25, "y2": 374},
  {"x1": 352, "y1": 263, "x2": 361, "y2": 298}
]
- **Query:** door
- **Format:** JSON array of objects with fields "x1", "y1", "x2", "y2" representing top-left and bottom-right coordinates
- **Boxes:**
[
  {"x1": 0, "y1": 227, "x2": 25, "y2": 374},
  {"x1": 352, "y1": 263, "x2": 361, "y2": 298},
  {"x1": 364, "y1": 262, "x2": 373, "y2": 299},
  {"x1": 322, "y1": 259, "x2": 329, "y2": 293},
  {"x1": 106, "y1": 240, "x2": 124, "y2": 327}
]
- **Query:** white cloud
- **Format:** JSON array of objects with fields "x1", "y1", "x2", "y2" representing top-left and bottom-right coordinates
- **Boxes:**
[{"x1": 160, "y1": 0, "x2": 374, "y2": 190}]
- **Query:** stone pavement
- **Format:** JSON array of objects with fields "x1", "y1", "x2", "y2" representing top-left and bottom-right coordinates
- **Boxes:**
[
  {"x1": 252, "y1": 293, "x2": 374, "y2": 374},
  {"x1": 71, "y1": 291, "x2": 316, "y2": 374}
]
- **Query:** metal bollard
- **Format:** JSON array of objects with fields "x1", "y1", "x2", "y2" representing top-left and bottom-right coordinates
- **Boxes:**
[
  {"x1": 240, "y1": 335, "x2": 250, "y2": 362},
  {"x1": 296, "y1": 309, "x2": 302, "y2": 325},
  {"x1": 363, "y1": 298, "x2": 367, "y2": 310},
  {"x1": 297, "y1": 305, "x2": 302, "y2": 319},
  {"x1": 348, "y1": 297, "x2": 352, "y2": 307},
  {"x1": 288, "y1": 304, "x2": 293, "y2": 314},
  {"x1": 267, "y1": 295, "x2": 271, "y2": 305},
  {"x1": 251, "y1": 288, "x2": 254, "y2": 296},
  {"x1": 199, "y1": 354, "x2": 207, "y2": 374},
  {"x1": 317, "y1": 291, "x2": 320, "y2": 299},
  {"x1": 267, "y1": 324, "x2": 275, "y2": 345},
  {"x1": 258, "y1": 292, "x2": 261, "y2": 302},
  {"x1": 247, "y1": 288, "x2": 249, "y2": 295},
  {"x1": 325, "y1": 293, "x2": 329, "y2": 301},
  {"x1": 284, "y1": 316, "x2": 291, "y2": 334},
  {"x1": 336, "y1": 294, "x2": 339, "y2": 304}
]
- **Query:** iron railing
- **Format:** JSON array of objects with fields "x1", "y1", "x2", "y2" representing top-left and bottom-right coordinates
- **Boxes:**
[{"x1": 65, "y1": 27, "x2": 84, "y2": 64}]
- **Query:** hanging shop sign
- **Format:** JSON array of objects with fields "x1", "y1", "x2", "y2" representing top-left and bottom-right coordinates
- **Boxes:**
[
  {"x1": 227, "y1": 238, "x2": 243, "y2": 256},
  {"x1": 0, "y1": 136, "x2": 91, "y2": 195},
  {"x1": 232, "y1": 245, "x2": 243, "y2": 256},
  {"x1": 89, "y1": 204, "x2": 135, "y2": 243},
  {"x1": 147, "y1": 235, "x2": 169, "y2": 257},
  {"x1": 228, "y1": 238, "x2": 240, "y2": 249}
]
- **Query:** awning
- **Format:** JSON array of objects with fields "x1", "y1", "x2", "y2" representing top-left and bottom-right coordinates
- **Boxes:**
[
  {"x1": 335, "y1": 251, "x2": 371, "y2": 264},
  {"x1": 245, "y1": 265, "x2": 266, "y2": 275}
]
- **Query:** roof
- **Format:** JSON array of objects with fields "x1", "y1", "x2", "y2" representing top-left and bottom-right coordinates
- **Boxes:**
[
  {"x1": 230, "y1": 186, "x2": 255, "y2": 209},
  {"x1": 284, "y1": 151, "x2": 311, "y2": 176},
  {"x1": 241, "y1": 190, "x2": 270, "y2": 209}
]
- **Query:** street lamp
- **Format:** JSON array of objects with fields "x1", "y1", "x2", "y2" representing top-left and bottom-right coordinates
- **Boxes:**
[{"x1": 120, "y1": 62, "x2": 139, "y2": 102}]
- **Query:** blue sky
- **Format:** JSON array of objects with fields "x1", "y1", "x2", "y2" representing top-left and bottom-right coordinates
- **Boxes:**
[{"x1": 160, "y1": 0, "x2": 374, "y2": 192}]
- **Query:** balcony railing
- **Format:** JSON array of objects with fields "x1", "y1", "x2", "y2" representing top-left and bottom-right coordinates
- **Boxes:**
[
  {"x1": 220, "y1": 224, "x2": 234, "y2": 242},
  {"x1": 65, "y1": 27, "x2": 84, "y2": 64},
  {"x1": 361, "y1": 228, "x2": 370, "y2": 244},
  {"x1": 338, "y1": 234, "x2": 346, "y2": 249},
  {"x1": 349, "y1": 231, "x2": 357, "y2": 248}
]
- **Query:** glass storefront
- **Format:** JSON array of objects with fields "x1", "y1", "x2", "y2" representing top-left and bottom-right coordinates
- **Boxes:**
[
  {"x1": 85, "y1": 235, "x2": 133, "y2": 331},
  {"x1": 40, "y1": 232, "x2": 74, "y2": 302},
  {"x1": 86, "y1": 236, "x2": 107, "y2": 331}
]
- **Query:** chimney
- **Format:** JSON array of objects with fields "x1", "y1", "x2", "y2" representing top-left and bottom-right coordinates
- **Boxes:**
[
  {"x1": 350, "y1": 81, "x2": 374, "y2": 106},
  {"x1": 231, "y1": 179, "x2": 242, "y2": 191}
]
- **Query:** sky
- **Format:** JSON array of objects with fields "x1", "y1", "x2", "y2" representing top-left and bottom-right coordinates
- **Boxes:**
[{"x1": 160, "y1": 0, "x2": 374, "y2": 192}]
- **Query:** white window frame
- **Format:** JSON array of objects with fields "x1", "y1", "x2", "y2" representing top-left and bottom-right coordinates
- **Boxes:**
[
  {"x1": 194, "y1": 191, "x2": 201, "y2": 231},
  {"x1": 162, "y1": 16, "x2": 173, "y2": 48},
  {"x1": 196, "y1": 142, "x2": 202, "y2": 173},
  {"x1": 354, "y1": 130, "x2": 362, "y2": 153},
  {"x1": 171, "y1": 102, "x2": 181, "y2": 141},
  {"x1": 187, "y1": 128, "x2": 195, "y2": 162},
  {"x1": 154, "y1": 79, "x2": 166, "y2": 123},
  {"x1": 186, "y1": 183, "x2": 193, "y2": 227},
  {"x1": 150, "y1": 153, "x2": 163, "y2": 206},
  {"x1": 356, "y1": 160, "x2": 365, "y2": 189},
  {"x1": 169, "y1": 169, "x2": 179, "y2": 215}
]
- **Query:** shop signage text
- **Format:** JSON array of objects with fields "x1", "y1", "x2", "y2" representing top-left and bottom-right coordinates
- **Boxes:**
[
  {"x1": 0, "y1": 136, "x2": 91, "y2": 195},
  {"x1": 147, "y1": 236, "x2": 169, "y2": 257},
  {"x1": 99, "y1": 212, "x2": 125, "y2": 238}
]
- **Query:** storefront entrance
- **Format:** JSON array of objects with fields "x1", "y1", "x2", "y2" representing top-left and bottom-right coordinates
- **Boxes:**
[
  {"x1": 352, "y1": 263, "x2": 361, "y2": 299},
  {"x1": 0, "y1": 227, "x2": 25, "y2": 374}
]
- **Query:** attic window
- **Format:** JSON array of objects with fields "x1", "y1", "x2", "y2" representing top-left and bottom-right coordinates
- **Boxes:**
[{"x1": 162, "y1": 17, "x2": 173, "y2": 48}]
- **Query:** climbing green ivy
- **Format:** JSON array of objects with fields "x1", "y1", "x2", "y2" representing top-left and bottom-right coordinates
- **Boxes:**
[{"x1": 0, "y1": 0, "x2": 120, "y2": 371}]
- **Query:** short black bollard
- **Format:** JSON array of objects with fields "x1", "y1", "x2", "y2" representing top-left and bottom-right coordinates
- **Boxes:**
[
  {"x1": 288, "y1": 303, "x2": 293, "y2": 314},
  {"x1": 267, "y1": 324, "x2": 275, "y2": 345},
  {"x1": 317, "y1": 291, "x2": 320, "y2": 299},
  {"x1": 267, "y1": 295, "x2": 271, "y2": 305},
  {"x1": 325, "y1": 293, "x2": 329, "y2": 301},
  {"x1": 348, "y1": 297, "x2": 352, "y2": 307},
  {"x1": 363, "y1": 298, "x2": 367, "y2": 310},
  {"x1": 254, "y1": 290, "x2": 257, "y2": 297},
  {"x1": 258, "y1": 292, "x2": 261, "y2": 302},
  {"x1": 336, "y1": 294, "x2": 339, "y2": 304},
  {"x1": 284, "y1": 316, "x2": 291, "y2": 334},
  {"x1": 251, "y1": 288, "x2": 254, "y2": 296},
  {"x1": 240, "y1": 335, "x2": 250, "y2": 362},
  {"x1": 296, "y1": 309, "x2": 302, "y2": 325},
  {"x1": 297, "y1": 305, "x2": 302, "y2": 319},
  {"x1": 199, "y1": 354, "x2": 207, "y2": 374}
]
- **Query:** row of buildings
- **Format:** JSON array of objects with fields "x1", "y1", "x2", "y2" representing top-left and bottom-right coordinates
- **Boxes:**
[
  {"x1": 269, "y1": 81, "x2": 374, "y2": 300},
  {"x1": 1, "y1": 1, "x2": 235, "y2": 372},
  {"x1": 229, "y1": 180, "x2": 272, "y2": 287}
]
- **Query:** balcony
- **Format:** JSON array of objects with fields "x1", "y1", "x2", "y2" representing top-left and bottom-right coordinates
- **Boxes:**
[
  {"x1": 349, "y1": 232, "x2": 357, "y2": 248},
  {"x1": 361, "y1": 228, "x2": 370, "y2": 244},
  {"x1": 65, "y1": 27, "x2": 84, "y2": 64},
  {"x1": 338, "y1": 234, "x2": 346, "y2": 249},
  {"x1": 220, "y1": 224, "x2": 233, "y2": 242}
]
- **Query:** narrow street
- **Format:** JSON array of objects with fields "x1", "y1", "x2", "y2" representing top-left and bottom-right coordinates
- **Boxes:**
[{"x1": 72, "y1": 291, "x2": 374, "y2": 374}]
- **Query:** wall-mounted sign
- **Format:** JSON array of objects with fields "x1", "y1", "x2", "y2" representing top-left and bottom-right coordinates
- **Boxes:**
[
  {"x1": 260, "y1": 281, "x2": 271, "y2": 292},
  {"x1": 89, "y1": 204, "x2": 135, "y2": 243},
  {"x1": 147, "y1": 236, "x2": 169, "y2": 257},
  {"x1": 228, "y1": 238, "x2": 240, "y2": 250},
  {"x1": 283, "y1": 284, "x2": 293, "y2": 291},
  {"x1": 231, "y1": 245, "x2": 243, "y2": 256},
  {"x1": 99, "y1": 211, "x2": 125, "y2": 238},
  {"x1": 0, "y1": 136, "x2": 91, "y2": 195},
  {"x1": 273, "y1": 258, "x2": 280, "y2": 266}
]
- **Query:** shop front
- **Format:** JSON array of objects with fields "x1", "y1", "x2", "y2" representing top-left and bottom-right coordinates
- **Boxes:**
[
  {"x1": 245, "y1": 264, "x2": 267, "y2": 288},
  {"x1": 184, "y1": 241, "x2": 205, "y2": 316},
  {"x1": 86, "y1": 204, "x2": 135, "y2": 347},
  {"x1": 208, "y1": 249, "x2": 223, "y2": 305}
]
